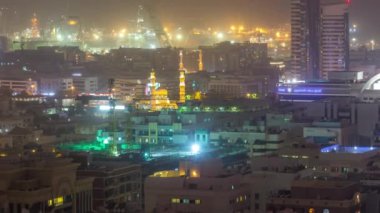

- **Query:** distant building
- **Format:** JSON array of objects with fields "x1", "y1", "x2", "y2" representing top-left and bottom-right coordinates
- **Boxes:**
[
  {"x1": 267, "y1": 179, "x2": 361, "y2": 213},
  {"x1": 77, "y1": 160, "x2": 142, "y2": 212},
  {"x1": 200, "y1": 42, "x2": 269, "y2": 73},
  {"x1": 303, "y1": 120, "x2": 357, "y2": 146},
  {"x1": 40, "y1": 77, "x2": 74, "y2": 95},
  {"x1": 291, "y1": 0, "x2": 350, "y2": 80},
  {"x1": 72, "y1": 76, "x2": 98, "y2": 93},
  {"x1": 113, "y1": 78, "x2": 146, "y2": 103},
  {"x1": 145, "y1": 159, "x2": 250, "y2": 213},
  {"x1": 320, "y1": 1, "x2": 350, "y2": 78},
  {"x1": 208, "y1": 73, "x2": 275, "y2": 99},
  {"x1": 0, "y1": 79, "x2": 37, "y2": 95},
  {"x1": 210, "y1": 120, "x2": 287, "y2": 157},
  {"x1": 0, "y1": 153, "x2": 93, "y2": 213}
]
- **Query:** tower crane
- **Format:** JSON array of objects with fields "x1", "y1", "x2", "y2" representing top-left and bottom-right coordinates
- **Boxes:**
[{"x1": 137, "y1": 0, "x2": 171, "y2": 48}]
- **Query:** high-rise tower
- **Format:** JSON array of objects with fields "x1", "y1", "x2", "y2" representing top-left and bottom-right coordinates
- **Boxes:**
[
  {"x1": 290, "y1": 0, "x2": 350, "y2": 80},
  {"x1": 178, "y1": 50, "x2": 186, "y2": 103},
  {"x1": 290, "y1": 0, "x2": 321, "y2": 80},
  {"x1": 320, "y1": 1, "x2": 350, "y2": 78}
]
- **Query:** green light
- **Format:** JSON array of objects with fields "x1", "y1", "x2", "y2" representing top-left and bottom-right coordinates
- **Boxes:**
[
  {"x1": 230, "y1": 106, "x2": 240, "y2": 112},
  {"x1": 103, "y1": 138, "x2": 109, "y2": 144},
  {"x1": 204, "y1": 107, "x2": 213, "y2": 112}
]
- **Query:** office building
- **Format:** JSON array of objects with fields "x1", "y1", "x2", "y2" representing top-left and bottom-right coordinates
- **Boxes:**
[
  {"x1": 320, "y1": 1, "x2": 350, "y2": 78},
  {"x1": 290, "y1": 0, "x2": 321, "y2": 80},
  {"x1": 291, "y1": 0, "x2": 350, "y2": 80}
]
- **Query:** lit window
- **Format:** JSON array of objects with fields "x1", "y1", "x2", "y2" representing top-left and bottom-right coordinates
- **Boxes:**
[
  {"x1": 183, "y1": 199, "x2": 189, "y2": 204},
  {"x1": 309, "y1": 208, "x2": 315, "y2": 213},
  {"x1": 195, "y1": 199, "x2": 201, "y2": 205},
  {"x1": 171, "y1": 198, "x2": 180, "y2": 204},
  {"x1": 48, "y1": 196, "x2": 64, "y2": 207}
]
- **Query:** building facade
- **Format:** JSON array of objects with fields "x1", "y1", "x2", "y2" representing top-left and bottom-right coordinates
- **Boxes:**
[{"x1": 291, "y1": 0, "x2": 349, "y2": 80}]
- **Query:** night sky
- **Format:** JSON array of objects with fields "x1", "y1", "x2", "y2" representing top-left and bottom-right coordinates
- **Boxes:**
[{"x1": 1, "y1": 0, "x2": 379, "y2": 40}]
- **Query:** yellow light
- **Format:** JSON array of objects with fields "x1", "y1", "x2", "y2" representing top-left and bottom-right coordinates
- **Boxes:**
[
  {"x1": 93, "y1": 34, "x2": 100, "y2": 40},
  {"x1": 276, "y1": 32, "x2": 281, "y2": 38},
  {"x1": 239, "y1": 26, "x2": 244, "y2": 31},
  {"x1": 216, "y1": 32, "x2": 224, "y2": 39},
  {"x1": 48, "y1": 196, "x2": 64, "y2": 207},
  {"x1": 230, "y1": 25, "x2": 236, "y2": 31},
  {"x1": 68, "y1": 20, "x2": 78, "y2": 26},
  {"x1": 309, "y1": 208, "x2": 315, "y2": 213}
]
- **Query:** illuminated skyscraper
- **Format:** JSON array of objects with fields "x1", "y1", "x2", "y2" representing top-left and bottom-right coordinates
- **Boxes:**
[
  {"x1": 291, "y1": 0, "x2": 350, "y2": 80},
  {"x1": 320, "y1": 1, "x2": 350, "y2": 79},
  {"x1": 290, "y1": 0, "x2": 321, "y2": 80}
]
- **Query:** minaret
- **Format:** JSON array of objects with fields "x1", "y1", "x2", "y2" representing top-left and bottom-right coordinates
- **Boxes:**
[
  {"x1": 150, "y1": 69, "x2": 157, "y2": 111},
  {"x1": 178, "y1": 50, "x2": 186, "y2": 103},
  {"x1": 179, "y1": 50, "x2": 185, "y2": 70},
  {"x1": 198, "y1": 49, "x2": 204, "y2": 71}
]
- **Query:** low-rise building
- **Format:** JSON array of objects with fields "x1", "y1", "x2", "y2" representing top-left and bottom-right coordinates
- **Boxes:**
[
  {"x1": 304, "y1": 120, "x2": 357, "y2": 146},
  {"x1": 0, "y1": 79, "x2": 37, "y2": 95},
  {"x1": 77, "y1": 160, "x2": 142, "y2": 212},
  {"x1": 266, "y1": 179, "x2": 361, "y2": 213},
  {"x1": 0, "y1": 152, "x2": 94, "y2": 213},
  {"x1": 145, "y1": 159, "x2": 250, "y2": 213}
]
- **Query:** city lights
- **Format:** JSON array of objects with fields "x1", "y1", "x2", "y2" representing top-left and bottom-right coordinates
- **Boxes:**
[{"x1": 191, "y1": 144, "x2": 201, "y2": 154}]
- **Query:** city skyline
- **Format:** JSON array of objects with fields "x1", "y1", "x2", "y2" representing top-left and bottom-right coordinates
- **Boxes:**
[{"x1": 0, "y1": 0, "x2": 379, "y2": 40}]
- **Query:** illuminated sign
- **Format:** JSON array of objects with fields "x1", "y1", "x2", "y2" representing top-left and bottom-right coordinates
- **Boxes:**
[
  {"x1": 277, "y1": 87, "x2": 322, "y2": 94},
  {"x1": 99, "y1": 105, "x2": 126, "y2": 111}
]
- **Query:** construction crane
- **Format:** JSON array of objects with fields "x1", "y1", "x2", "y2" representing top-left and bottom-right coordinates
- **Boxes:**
[{"x1": 137, "y1": 0, "x2": 171, "y2": 48}]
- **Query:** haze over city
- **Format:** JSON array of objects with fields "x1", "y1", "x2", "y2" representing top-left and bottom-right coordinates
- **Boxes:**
[
  {"x1": 0, "y1": 0, "x2": 380, "y2": 212},
  {"x1": 1, "y1": 0, "x2": 379, "y2": 39}
]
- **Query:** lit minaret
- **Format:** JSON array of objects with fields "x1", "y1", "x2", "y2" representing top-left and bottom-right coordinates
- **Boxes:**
[
  {"x1": 198, "y1": 49, "x2": 204, "y2": 71},
  {"x1": 179, "y1": 50, "x2": 185, "y2": 70},
  {"x1": 149, "y1": 69, "x2": 157, "y2": 111},
  {"x1": 178, "y1": 50, "x2": 186, "y2": 103}
]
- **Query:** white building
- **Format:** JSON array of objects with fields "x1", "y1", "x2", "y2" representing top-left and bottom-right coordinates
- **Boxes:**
[
  {"x1": 39, "y1": 78, "x2": 74, "y2": 95},
  {"x1": 0, "y1": 79, "x2": 37, "y2": 95},
  {"x1": 73, "y1": 76, "x2": 98, "y2": 93}
]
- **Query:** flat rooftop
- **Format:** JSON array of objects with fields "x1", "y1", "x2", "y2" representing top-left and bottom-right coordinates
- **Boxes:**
[{"x1": 292, "y1": 179, "x2": 356, "y2": 189}]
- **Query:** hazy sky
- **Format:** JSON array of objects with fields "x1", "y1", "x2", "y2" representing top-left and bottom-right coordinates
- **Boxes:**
[{"x1": 1, "y1": 0, "x2": 379, "y2": 40}]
